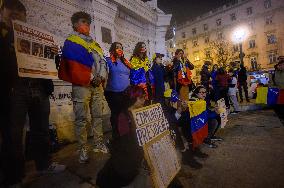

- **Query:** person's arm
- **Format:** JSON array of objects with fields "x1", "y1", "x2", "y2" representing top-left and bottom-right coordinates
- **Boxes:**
[{"x1": 186, "y1": 59, "x2": 194, "y2": 70}]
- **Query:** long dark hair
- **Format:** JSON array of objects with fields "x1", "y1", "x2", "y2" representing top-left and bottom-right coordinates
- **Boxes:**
[
  {"x1": 109, "y1": 42, "x2": 123, "y2": 54},
  {"x1": 217, "y1": 67, "x2": 226, "y2": 75},
  {"x1": 191, "y1": 85, "x2": 206, "y2": 98},
  {"x1": 132, "y1": 42, "x2": 147, "y2": 60}
]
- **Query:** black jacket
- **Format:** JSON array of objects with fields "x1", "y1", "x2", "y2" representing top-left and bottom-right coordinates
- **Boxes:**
[
  {"x1": 0, "y1": 22, "x2": 54, "y2": 96},
  {"x1": 238, "y1": 67, "x2": 247, "y2": 83}
]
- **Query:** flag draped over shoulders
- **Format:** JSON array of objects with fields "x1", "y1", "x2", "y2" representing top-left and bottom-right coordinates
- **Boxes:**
[
  {"x1": 58, "y1": 34, "x2": 103, "y2": 86},
  {"x1": 188, "y1": 100, "x2": 208, "y2": 148}
]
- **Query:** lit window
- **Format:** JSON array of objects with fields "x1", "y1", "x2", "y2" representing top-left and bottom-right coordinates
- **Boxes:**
[
  {"x1": 194, "y1": 51, "x2": 200, "y2": 61},
  {"x1": 265, "y1": 16, "x2": 273, "y2": 25},
  {"x1": 217, "y1": 32, "x2": 223, "y2": 40},
  {"x1": 205, "y1": 50, "x2": 211, "y2": 58},
  {"x1": 249, "y1": 40, "x2": 256, "y2": 48},
  {"x1": 216, "y1": 19, "x2": 222, "y2": 26},
  {"x1": 193, "y1": 39, "x2": 198, "y2": 47},
  {"x1": 251, "y1": 57, "x2": 258, "y2": 70},
  {"x1": 267, "y1": 34, "x2": 277, "y2": 44},
  {"x1": 203, "y1": 24, "x2": 208, "y2": 31},
  {"x1": 264, "y1": 0, "x2": 271, "y2": 9},
  {"x1": 183, "y1": 43, "x2": 187, "y2": 49},
  {"x1": 247, "y1": 7, "x2": 253, "y2": 15},
  {"x1": 182, "y1": 32, "x2": 186, "y2": 38},
  {"x1": 205, "y1": 36, "x2": 210, "y2": 43},
  {"x1": 230, "y1": 13, "x2": 236, "y2": 21},
  {"x1": 268, "y1": 51, "x2": 277, "y2": 63},
  {"x1": 192, "y1": 28, "x2": 197, "y2": 35}
]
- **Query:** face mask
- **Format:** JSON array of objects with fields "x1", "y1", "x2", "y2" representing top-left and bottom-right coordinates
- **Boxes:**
[
  {"x1": 76, "y1": 23, "x2": 90, "y2": 36},
  {"x1": 115, "y1": 49, "x2": 124, "y2": 57},
  {"x1": 140, "y1": 48, "x2": 146, "y2": 53}
]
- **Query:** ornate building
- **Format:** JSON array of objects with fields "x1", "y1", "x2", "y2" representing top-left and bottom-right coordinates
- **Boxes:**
[
  {"x1": 21, "y1": 0, "x2": 171, "y2": 58},
  {"x1": 167, "y1": 0, "x2": 284, "y2": 82}
]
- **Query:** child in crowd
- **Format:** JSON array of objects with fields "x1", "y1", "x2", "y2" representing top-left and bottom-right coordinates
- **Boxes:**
[{"x1": 151, "y1": 53, "x2": 166, "y2": 102}]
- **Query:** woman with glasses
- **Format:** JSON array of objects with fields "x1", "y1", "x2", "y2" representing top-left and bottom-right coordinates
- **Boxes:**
[
  {"x1": 105, "y1": 42, "x2": 131, "y2": 139},
  {"x1": 172, "y1": 49, "x2": 194, "y2": 100}
]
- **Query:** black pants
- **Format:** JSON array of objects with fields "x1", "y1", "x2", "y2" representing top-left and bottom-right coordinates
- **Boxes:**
[
  {"x1": 1, "y1": 80, "x2": 51, "y2": 185},
  {"x1": 238, "y1": 82, "x2": 249, "y2": 101},
  {"x1": 104, "y1": 90, "x2": 127, "y2": 139},
  {"x1": 219, "y1": 87, "x2": 230, "y2": 107}
]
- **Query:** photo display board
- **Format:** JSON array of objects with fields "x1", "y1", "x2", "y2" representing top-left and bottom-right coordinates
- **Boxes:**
[
  {"x1": 130, "y1": 103, "x2": 181, "y2": 188},
  {"x1": 13, "y1": 20, "x2": 58, "y2": 79}
]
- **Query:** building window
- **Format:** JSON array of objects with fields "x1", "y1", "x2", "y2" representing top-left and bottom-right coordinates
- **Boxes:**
[
  {"x1": 217, "y1": 32, "x2": 223, "y2": 40},
  {"x1": 216, "y1": 19, "x2": 222, "y2": 26},
  {"x1": 205, "y1": 50, "x2": 211, "y2": 59},
  {"x1": 267, "y1": 34, "x2": 277, "y2": 44},
  {"x1": 192, "y1": 28, "x2": 197, "y2": 35},
  {"x1": 233, "y1": 44, "x2": 239, "y2": 52},
  {"x1": 230, "y1": 13, "x2": 236, "y2": 21},
  {"x1": 248, "y1": 21, "x2": 254, "y2": 30},
  {"x1": 203, "y1": 24, "x2": 208, "y2": 31},
  {"x1": 204, "y1": 36, "x2": 210, "y2": 43},
  {"x1": 264, "y1": 0, "x2": 271, "y2": 9},
  {"x1": 247, "y1": 7, "x2": 253, "y2": 15},
  {"x1": 249, "y1": 40, "x2": 256, "y2": 48},
  {"x1": 265, "y1": 16, "x2": 273, "y2": 25},
  {"x1": 251, "y1": 57, "x2": 258, "y2": 70},
  {"x1": 268, "y1": 51, "x2": 277, "y2": 63},
  {"x1": 183, "y1": 43, "x2": 187, "y2": 49},
  {"x1": 182, "y1": 32, "x2": 186, "y2": 38},
  {"x1": 101, "y1": 27, "x2": 112, "y2": 44},
  {"x1": 193, "y1": 39, "x2": 198, "y2": 47},
  {"x1": 193, "y1": 51, "x2": 200, "y2": 61}
]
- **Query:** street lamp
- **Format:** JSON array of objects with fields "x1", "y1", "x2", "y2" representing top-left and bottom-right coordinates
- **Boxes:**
[{"x1": 232, "y1": 26, "x2": 249, "y2": 66}]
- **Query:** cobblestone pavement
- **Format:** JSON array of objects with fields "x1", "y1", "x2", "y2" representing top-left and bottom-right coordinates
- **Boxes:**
[{"x1": 24, "y1": 109, "x2": 284, "y2": 188}]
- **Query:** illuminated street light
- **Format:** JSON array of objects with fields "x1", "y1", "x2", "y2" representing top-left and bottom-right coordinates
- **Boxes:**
[{"x1": 232, "y1": 26, "x2": 249, "y2": 66}]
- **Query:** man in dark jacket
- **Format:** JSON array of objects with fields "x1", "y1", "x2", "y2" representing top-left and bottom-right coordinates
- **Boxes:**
[
  {"x1": 0, "y1": 1, "x2": 64, "y2": 186},
  {"x1": 200, "y1": 61, "x2": 212, "y2": 89},
  {"x1": 238, "y1": 64, "x2": 250, "y2": 102}
]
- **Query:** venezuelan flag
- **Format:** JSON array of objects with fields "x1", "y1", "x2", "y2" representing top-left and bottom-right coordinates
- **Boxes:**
[
  {"x1": 188, "y1": 100, "x2": 208, "y2": 148},
  {"x1": 58, "y1": 35, "x2": 95, "y2": 86}
]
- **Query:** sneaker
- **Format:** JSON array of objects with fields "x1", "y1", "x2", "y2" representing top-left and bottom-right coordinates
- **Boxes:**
[
  {"x1": 204, "y1": 139, "x2": 218, "y2": 148},
  {"x1": 193, "y1": 148, "x2": 208, "y2": 158},
  {"x1": 39, "y1": 162, "x2": 66, "y2": 174},
  {"x1": 93, "y1": 142, "x2": 108, "y2": 154},
  {"x1": 211, "y1": 136, "x2": 223, "y2": 142},
  {"x1": 79, "y1": 148, "x2": 89, "y2": 164}
]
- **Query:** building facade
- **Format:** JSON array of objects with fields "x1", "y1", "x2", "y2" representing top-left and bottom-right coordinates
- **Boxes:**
[
  {"x1": 167, "y1": 0, "x2": 284, "y2": 82},
  {"x1": 21, "y1": 0, "x2": 171, "y2": 58}
]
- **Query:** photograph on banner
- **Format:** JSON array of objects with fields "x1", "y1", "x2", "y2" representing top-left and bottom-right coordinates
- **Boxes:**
[
  {"x1": 217, "y1": 98, "x2": 228, "y2": 128},
  {"x1": 13, "y1": 20, "x2": 58, "y2": 79},
  {"x1": 130, "y1": 103, "x2": 181, "y2": 188}
]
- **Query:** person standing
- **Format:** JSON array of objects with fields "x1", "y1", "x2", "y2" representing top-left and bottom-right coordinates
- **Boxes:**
[
  {"x1": 151, "y1": 53, "x2": 166, "y2": 102},
  {"x1": 238, "y1": 64, "x2": 250, "y2": 102},
  {"x1": 228, "y1": 69, "x2": 240, "y2": 114},
  {"x1": 104, "y1": 42, "x2": 131, "y2": 139},
  {"x1": 59, "y1": 11, "x2": 108, "y2": 164},
  {"x1": 0, "y1": 1, "x2": 65, "y2": 186},
  {"x1": 129, "y1": 42, "x2": 154, "y2": 101},
  {"x1": 200, "y1": 61, "x2": 211, "y2": 89},
  {"x1": 172, "y1": 49, "x2": 194, "y2": 100},
  {"x1": 216, "y1": 67, "x2": 230, "y2": 107},
  {"x1": 211, "y1": 64, "x2": 219, "y2": 101}
]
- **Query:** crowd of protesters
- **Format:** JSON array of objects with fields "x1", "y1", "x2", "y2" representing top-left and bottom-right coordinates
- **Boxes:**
[{"x1": 1, "y1": 0, "x2": 283, "y2": 188}]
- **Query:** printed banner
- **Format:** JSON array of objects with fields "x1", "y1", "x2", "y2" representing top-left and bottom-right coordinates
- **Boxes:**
[{"x1": 13, "y1": 20, "x2": 58, "y2": 79}]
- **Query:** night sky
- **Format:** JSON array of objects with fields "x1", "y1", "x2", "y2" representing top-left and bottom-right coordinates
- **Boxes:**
[{"x1": 157, "y1": 0, "x2": 233, "y2": 25}]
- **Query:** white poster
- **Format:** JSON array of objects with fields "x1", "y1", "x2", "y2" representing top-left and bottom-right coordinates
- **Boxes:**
[
  {"x1": 13, "y1": 20, "x2": 58, "y2": 79},
  {"x1": 217, "y1": 98, "x2": 228, "y2": 128}
]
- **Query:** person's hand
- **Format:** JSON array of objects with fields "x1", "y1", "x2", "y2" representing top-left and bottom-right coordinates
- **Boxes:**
[{"x1": 91, "y1": 76, "x2": 102, "y2": 87}]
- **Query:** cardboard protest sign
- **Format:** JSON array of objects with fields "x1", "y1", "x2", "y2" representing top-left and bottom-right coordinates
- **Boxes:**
[
  {"x1": 217, "y1": 98, "x2": 228, "y2": 128},
  {"x1": 13, "y1": 20, "x2": 58, "y2": 79},
  {"x1": 130, "y1": 103, "x2": 181, "y2": 188}
]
